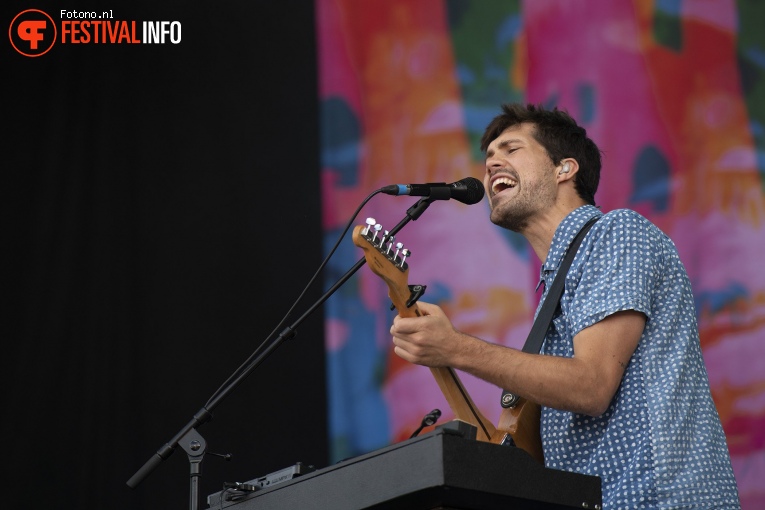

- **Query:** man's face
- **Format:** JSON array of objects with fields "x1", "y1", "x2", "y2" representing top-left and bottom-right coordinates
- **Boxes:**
[{"x1": 483, "y1": 123, "x2": 558, "y2": 232}]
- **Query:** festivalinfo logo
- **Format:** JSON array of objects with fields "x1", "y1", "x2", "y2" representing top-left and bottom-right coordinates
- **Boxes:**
[{"x1": 9, "y1": 8, "x2": 182, "y2": 57}]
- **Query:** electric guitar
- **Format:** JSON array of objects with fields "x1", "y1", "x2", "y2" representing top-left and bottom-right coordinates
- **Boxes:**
[{"x1": 352, "y1": 219, "x2": 544, "y2": 464}]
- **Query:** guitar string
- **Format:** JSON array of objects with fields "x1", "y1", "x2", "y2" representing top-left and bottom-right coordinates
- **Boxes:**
[{"x1": 446, "y1": 367, "x2": 493, "y2": 440}]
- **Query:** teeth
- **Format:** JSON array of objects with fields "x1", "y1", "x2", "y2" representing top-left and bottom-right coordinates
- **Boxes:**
[{"x1": 492, "y1": 176, "x2": 517, "y2": 194}]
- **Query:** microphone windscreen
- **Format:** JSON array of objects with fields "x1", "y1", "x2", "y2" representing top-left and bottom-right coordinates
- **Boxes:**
[{"x1": 454, "y1": 177, "x2": 485, "y2": 205}]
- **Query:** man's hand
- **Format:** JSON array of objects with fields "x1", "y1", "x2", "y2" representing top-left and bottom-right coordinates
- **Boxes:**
[
  {"x1": 390, "y1": 301, "x2": 471, "y2": 368},
  {"x1": 390, "y1": 301, "x2": 646, "y2": 417}
]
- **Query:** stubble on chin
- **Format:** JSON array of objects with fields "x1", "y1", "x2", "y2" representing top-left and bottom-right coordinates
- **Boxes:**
[{"x1": 489, "y1": 201, "x2": 528, "y2": 233}]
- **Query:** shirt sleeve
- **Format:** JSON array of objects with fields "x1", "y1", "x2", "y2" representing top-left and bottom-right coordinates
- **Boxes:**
[{"x1": 567, "y1": 210, "x2": 665, "y2": 337}]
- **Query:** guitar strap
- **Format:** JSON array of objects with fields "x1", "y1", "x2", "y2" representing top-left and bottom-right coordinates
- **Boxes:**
[{"x1": 500, "y1": 215, "x2": 599, "y2": 408}]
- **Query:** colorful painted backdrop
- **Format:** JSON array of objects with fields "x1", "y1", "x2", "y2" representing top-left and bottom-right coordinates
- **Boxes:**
[{"x1": 318, "y1": 1, "x2": 765, "y2": 507}]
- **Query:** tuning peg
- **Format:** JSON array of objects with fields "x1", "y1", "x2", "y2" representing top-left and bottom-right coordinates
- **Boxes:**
[
  {"x1": 363, "y1": 217, "x2": 376, "y2": 236},
  {"x1": 399, "y1": 248, "x2": 411, "y2": 266},
  {"x1": 371, "y1": 223, "x2": 383, "y2": 243},
  {"x1": 394, "y1": 242, "x2": 404, "y2": 260},
  {"x1": 385, "y1": 235, "x2": 395, "y2": 255}
]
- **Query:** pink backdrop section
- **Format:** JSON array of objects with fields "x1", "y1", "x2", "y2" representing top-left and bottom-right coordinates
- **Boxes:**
[{"x1": 318, "y1": 1, "x2": 765, "y2": 507}]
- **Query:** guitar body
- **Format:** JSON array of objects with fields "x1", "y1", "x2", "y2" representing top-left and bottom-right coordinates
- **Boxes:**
[
  {"x1": 494, "y1": 397, "x2": 544, "y2": 464},
  {"x1": 352, "y1": 222, "x2": 543, "y2": 463}
]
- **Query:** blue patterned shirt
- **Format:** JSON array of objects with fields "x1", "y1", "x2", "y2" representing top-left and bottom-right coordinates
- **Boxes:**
[{"x1": 537, "y1": 205, "x2": 740, "y2": 509}]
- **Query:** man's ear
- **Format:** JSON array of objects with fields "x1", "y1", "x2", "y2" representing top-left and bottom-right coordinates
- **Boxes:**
[{"x1": 557, "y1": 159, "x2": 579, "y2": 181}]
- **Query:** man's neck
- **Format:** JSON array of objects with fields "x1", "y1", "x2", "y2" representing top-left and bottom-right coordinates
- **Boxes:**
[{"x1": 523, "y1": 201, "x2": 587, "y2": 262}]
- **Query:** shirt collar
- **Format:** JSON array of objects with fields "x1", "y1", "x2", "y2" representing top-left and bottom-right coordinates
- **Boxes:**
[{"x1": 541, "y1": 205, "x2": 602, "y2": 275}]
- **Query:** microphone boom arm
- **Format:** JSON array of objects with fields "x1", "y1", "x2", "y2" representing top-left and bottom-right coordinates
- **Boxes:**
[{"x1": 126, "y1": 196, "x2": 438, "y2": 495}]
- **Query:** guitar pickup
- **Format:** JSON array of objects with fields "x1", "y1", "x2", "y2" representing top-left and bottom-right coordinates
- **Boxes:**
[{"x1": 389, "y1": 284, "x2": 427, "y2": 310}]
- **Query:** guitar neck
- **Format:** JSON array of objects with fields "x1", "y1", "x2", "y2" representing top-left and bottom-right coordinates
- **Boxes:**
[
  {"x1": 383, "y1": 283, "x2": 496, "y2": 441},
  {"x1": 352, "y1": 221, "x2": 542, "y2": 461},
  {"x1": 429, "y1": 366, "x2": 496, "y2": 442},
  {"x1": 351, "y1": 223, "x2": 496, "y2": 442}
]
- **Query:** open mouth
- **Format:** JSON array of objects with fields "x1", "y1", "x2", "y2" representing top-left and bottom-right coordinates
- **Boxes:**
[{"x1": 491, "y1": 176, "x2": 517, "y2": 195}]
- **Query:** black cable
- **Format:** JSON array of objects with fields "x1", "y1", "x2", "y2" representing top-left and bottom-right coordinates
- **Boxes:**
[
  {"x1": 127, "y1": 193, "x2": 438, "y2": 490},
  {"x1": 204, "y1": 188, "x2": 384, "y2": 407},
  {"x1": 409, "y1": 409, "x2": 442, "y2": 438}
]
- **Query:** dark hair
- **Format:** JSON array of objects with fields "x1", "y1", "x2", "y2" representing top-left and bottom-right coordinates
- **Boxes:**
[{"x1": 480, "y1": 103, "x2": 601, "y2": 205}]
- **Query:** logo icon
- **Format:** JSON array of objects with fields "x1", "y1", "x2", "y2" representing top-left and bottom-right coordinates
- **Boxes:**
[{"x1": 9, "y1": 9, "x2": 57, "y2": 57}]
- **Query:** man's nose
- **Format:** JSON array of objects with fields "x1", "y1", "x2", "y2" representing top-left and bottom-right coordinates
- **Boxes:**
[{"x1": 485, "y1": 156, "x2": 503, "y2": 175}]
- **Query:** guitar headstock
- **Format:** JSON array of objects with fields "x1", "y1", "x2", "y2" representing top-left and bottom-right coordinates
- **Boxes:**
[{"x1": 352, "y1": 218, "x2": 414, "y2": 313}]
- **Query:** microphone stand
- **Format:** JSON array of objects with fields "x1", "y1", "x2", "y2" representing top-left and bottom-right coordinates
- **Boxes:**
[{"x1": 126, "y1": 197, "x2": 438, "y2": 510}]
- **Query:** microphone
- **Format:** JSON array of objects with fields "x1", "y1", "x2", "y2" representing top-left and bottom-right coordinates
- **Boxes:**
[
  {"x1": 381, "y1": 177, "x2": 485, "y2": 205},
  {"x1": 409, "y1": 409, "x2": 443, "y2": 439},
  {"x1": 422, "y1": 408, "x2": 442, "y2": 427}
]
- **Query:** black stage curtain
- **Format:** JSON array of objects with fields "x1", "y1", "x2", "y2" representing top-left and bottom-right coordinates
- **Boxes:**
[{"x1": 4, "y1": 2, "x2": 327, "y2": 508}]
